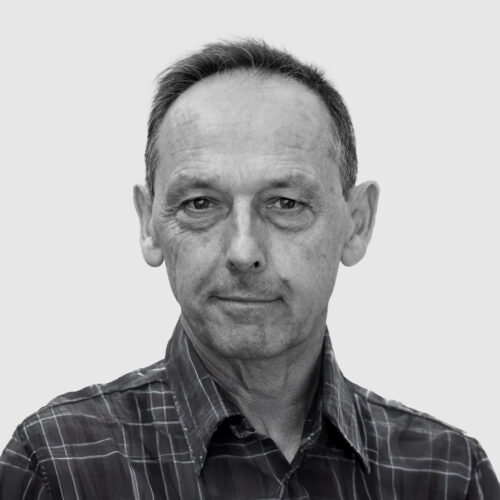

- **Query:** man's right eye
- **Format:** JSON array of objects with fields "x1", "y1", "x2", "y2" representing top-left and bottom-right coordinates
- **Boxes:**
[
  {"x1": 186, "y1": 198, "x2": 213, "y2": 210},
  {"x1": 176, "y1": 197, "x2": 224, "y2": 229}
]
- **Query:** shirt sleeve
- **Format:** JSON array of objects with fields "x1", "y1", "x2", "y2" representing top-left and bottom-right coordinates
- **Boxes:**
[
  {"x1": 0, "y1": 425, "x2": 50, "y2": 500},
  {"x1": 466, "y1": 443, "x2": 500, "y2": 500}
]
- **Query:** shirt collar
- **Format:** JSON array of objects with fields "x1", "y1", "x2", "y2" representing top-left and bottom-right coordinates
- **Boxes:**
[
  {"x1": 321, "y1": 333, "x2": 370, "y2": 471},
  {"x1": 164, "y1": 321, "x2": 369, "y2": 474},
  {"x1": 164, "y1": 321, "x2": 240, "y2": 474}
]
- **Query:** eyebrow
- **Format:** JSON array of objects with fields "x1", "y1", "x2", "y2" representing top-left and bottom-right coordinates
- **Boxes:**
[
  {"x1": 165, "y1": 170, "x2": 321, "y2": 202},
  {"x1": 265, "y1": 172, "x2": 319, "y2": 189},
  {"x1": 165, "y1": 174, "x2": 218, "y2": 203}
]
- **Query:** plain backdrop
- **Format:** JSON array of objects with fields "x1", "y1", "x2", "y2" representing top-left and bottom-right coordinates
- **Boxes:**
[{"x1": 1, "y1": 0, "x2": 498, "y2": 474}]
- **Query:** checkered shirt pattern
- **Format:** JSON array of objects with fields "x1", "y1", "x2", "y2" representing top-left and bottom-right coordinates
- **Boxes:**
[{"x1": 1, "y1": 321, "x2": 498, "y2": 499}]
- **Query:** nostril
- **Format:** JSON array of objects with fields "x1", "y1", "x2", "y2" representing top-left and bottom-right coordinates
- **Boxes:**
[{"x1": 254, "y1": 262, "x2": 260, "y2": 268}]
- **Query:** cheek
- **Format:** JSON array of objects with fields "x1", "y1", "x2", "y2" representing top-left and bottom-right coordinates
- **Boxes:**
[
  {"x1": 275, "y1": 230, "x2": 342, "y2": 301},
  {"x1": 163, "y1": 227, "x2": 222, "y2": 300}
]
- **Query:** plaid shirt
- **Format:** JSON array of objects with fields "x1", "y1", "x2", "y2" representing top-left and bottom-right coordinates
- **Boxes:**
[{"x1": 1, "y1": 322, "x2": 498, "y2": 499}]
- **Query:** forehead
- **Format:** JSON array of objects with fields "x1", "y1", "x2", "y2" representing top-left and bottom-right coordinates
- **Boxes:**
[{"x1": 155, "y1": 71, "x2": 338, "y2": 186}]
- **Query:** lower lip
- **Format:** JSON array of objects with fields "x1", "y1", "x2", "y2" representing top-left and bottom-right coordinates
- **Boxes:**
[
  {"x1": 214, "y1": 298, "x2": 280, "y2": 311},
  {"x1": 213, "y1": 298, "x2": 281, "y2": 322}
]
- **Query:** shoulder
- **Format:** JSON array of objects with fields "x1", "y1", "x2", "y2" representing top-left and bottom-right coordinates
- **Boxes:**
[
  {"x1": 348, "y1": 380, "x2": 485, "y2": 471},
  {"x1": 18, "y1": 359, "x2": 172, "y2": 457},
  {"x1": 350, "y1": 380, "x2": 466, "y2": 430},
  {"x1": 33, "y1": 358, "x2": 168, "y2": 412}
]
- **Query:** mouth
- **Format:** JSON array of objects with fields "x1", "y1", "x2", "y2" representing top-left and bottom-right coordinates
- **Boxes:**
[
  {"x1": 215, "y1": 296, "x2": 280, "y2": 304},
  {"x1": 211, "y1": 295, "x2": 283, "y2": 321}
]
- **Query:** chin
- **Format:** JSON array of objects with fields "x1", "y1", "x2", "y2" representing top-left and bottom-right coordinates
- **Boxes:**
[{"x1": 205, "y1": 322, "x2": 301, "y2": 360}]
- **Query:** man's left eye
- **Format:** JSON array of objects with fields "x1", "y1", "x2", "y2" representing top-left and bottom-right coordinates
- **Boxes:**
[{"x1": 269, "y1": 198, "x2": 302, "y2": 210}]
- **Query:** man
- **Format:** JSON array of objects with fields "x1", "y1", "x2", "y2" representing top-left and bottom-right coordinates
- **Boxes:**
[{"x1": 1, "y1": 39, "x2": 498, "y2": 499}]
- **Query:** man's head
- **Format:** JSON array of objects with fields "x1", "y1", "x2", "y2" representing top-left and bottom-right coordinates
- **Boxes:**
[{"x1": 134, "y1": 40, "x2": 379, "y2": 360}]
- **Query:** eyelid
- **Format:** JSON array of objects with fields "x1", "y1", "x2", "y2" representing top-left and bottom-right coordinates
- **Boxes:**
[
  {"x1": 183, "y1": 196, "x2": 218, "y2": 209},
  {"x1": 185, "y1": 196, "x2": 212, "y2": 203},
  {"x1": 180, "y1": 193, "x2": 217, "y2": 204},
  {"x1": 266, "y1": 196, "x2": 305, "y2": 208}
]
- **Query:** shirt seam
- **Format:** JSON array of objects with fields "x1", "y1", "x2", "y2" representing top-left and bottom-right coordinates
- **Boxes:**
[
  {"x1": 20, "y1": 423, "x2": 53, "y2": 500},
  {"x1": 350, "y1": 385, "x2": 467, "y2": 435},
  {"x1": 463, "y1": 451, "x2": 487, "y2": 498},
  {"x1": 30, "y1": 366, "x2": 167, "y2": 417}
]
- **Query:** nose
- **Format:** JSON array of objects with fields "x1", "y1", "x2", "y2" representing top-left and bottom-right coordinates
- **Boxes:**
[{"x1": 225, "y1": 200, "x2": 266, "y2": 273}]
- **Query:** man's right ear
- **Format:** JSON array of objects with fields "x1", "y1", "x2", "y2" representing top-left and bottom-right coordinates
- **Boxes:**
[{"x1": 133, "y1": 185, "x2": 164, "y2": 267}]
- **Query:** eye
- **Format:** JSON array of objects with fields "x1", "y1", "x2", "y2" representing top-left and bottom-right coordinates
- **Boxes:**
[
  {"x1": 175, "y1": 195, "x2": 226, "y2": 229},
  {"x1": 269, "y1": 197, "x2": 303, "y2": 210},
  {"x1": 187, "y1": 198, "x2": 214, "y2": 210},
  {"x1": 278, "y1": 198, "x2": 297, "y2": 209},
  {"x1": 265, "y1": 196, "x2": 313, "y2": 231}
]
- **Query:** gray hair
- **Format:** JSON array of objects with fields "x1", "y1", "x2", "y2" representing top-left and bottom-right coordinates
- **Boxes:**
[{"x1": 145, "y1": 39, "x2": 357, "y2": 199}]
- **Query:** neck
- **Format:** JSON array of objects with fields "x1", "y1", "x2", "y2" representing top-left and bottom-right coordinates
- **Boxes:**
[{"x1": 183, "y1": 321, "x2": 325, "y2": 462}]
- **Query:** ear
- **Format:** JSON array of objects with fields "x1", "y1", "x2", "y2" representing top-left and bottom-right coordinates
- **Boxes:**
[
  {"x1": 341, "y1": 181, "x2": 380, "y2": 267},
  {"x1": 133, "y1": 185, "x2": 164, "y2": 267}
]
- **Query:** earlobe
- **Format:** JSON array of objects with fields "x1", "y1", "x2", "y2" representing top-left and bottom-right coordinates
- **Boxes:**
[
  {"x1": 341, "y1": 181, "x2": 379, "y2": 267},
  {"x1": 133, "y1": 185, "x2": 164, "y2": 268},
  {"x1": 141, "y1": 237, "x2": 164, "y2": 267}
]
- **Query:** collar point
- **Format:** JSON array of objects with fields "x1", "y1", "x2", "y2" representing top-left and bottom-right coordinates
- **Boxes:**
[
  {"x1": 359, "y1": 452, "x2": 371, "y2": 473},
  {"x1": 193, "y1": 455, "x2": 206, "y2": 476}
]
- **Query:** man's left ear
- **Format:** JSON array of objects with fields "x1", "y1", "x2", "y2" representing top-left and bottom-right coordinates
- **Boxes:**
[{"x1": 341, "y1": 181, "x2": 380, "y2": 267}]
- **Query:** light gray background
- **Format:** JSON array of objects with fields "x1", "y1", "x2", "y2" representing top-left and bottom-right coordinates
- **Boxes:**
[{"x1": 1, "y1": 1, "x2": 498, "y2": 473}]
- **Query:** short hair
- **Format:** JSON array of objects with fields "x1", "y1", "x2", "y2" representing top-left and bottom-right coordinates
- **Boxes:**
[{"x1": 145, "y1": 39, "x2": 357, "y2": 199}]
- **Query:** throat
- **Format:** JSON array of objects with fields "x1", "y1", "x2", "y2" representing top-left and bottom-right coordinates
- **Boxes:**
[
  {"x1": 258, "y1": 418, "x2": 306, "y2": 463},
  {"x1": 233, "y1": 383, "x2": 319, "y2": 464}
]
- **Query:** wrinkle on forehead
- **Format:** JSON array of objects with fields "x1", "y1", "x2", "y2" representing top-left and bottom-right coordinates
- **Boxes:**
[{"x1": 156, "y1": 71, "x2": 339, "y2": 179}]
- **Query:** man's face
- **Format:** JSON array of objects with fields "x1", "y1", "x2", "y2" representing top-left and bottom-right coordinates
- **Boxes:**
[{"x1": 149, "y1": 72, "x2": 353, "y2": 359}]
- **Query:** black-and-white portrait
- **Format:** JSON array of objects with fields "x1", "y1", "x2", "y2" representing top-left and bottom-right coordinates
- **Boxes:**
[{"x1": 1, "y1": 2, "x2": 498, "y2": 498}]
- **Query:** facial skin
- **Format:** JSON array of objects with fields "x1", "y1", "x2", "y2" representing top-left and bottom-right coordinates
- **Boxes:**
[{"x1": 135, "y1": 71, "x2": 378, "y2": 361}]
